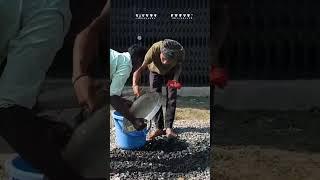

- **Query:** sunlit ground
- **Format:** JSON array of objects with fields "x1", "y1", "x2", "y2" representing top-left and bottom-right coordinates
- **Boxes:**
[
  {"x1": 2, "y1": 96, "x2": 320, "y2": 180},
  {"x1": 213, "y1": 110, "x2": 320, "y2": 180},
  {"x1": 213, "y1": 146, "x2": 320, "y2": 180}
]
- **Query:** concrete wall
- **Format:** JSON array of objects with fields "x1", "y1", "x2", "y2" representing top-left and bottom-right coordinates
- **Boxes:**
[
  {"x1": 121, "y1": 86, "x2": 210, "y2": 97},
  {"x1": 214, "y1": 80, "x2": 320, "y2": 110}
]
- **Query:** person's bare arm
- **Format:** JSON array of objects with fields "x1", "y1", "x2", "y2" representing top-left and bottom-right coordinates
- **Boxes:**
[
  {"x1": 110, "y1": 96, "x2": 135, "y2": 120},
  {"x1": 132, "y1": 43, "x2": 155, "y2": 87},
  {"x1": 100, "y1": 0, "x2": 111, "y2": 19},
  {"x1": 132, "y1": 62, "x2": 148, "y2": 96},
  {"x1": 72, "y1": 0, "x2": 110, "y2": 111},
  {"x1": 132, "y1": 62, "x2": 148, "y2": 86},
  {"x1": 110, "y1": 95, "x2": 146, "y2": 130},
  {"x1": 72, "y1": 0, "x2": 110, "y2": 80}
]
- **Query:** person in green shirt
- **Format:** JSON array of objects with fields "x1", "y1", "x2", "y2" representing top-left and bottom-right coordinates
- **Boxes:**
[
  {"x1": 73, "y1": 45, "x2": 148, "y2": 131},
  {"x1": 0, "y1": 0, "x2": 91, "y2": 180},
  {"x1": 132, "y1": 39, "x2": 185, "y2": 140},
  {"x1": 0, "y1": 0, "x2": 113, "y2": 179}
]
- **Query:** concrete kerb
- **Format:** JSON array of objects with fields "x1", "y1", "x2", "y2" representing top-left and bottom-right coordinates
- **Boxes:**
[
  {"x1": 39, "y1": 79, "x2": 320, "y2": 110},
  {"x1": 121, "y1": 86, "x2": 210, "y2": 97},
  {"x1": 214, "y1": 80, "x2": 320, "y2": 110},
  {"x1": 38, "y1": 79, "x2": 210, "y2": 109}
]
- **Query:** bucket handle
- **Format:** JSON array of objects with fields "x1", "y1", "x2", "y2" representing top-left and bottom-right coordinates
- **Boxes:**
[{"x1": 113, "y1": 117, "x2": 126, "y2": 134}]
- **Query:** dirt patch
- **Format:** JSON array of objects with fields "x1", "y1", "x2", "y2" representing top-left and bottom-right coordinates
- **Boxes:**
[
  {"x1": 214, "y1": 109, "x2": 320, "y2": 179},
  {"x1": 214, "y1": 110, "x2": 320, "y2": 152},
  {"x1": 213, "y1": 146, "x2": 320, "y2": 180},
  {"x1": 176, "y1": 108, "x2": 209, "y2": 122},
  {"x1": 175, "y1": 96, "x2": 210, "y2": 122}
]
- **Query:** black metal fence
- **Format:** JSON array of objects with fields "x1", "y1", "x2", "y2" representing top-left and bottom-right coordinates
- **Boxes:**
[
  {"x1": 221, "y1": 0, "x2": 320, "y2": 80},
  {"x1": 111, "y1": 0, "x2": 210, "y2": 86},
  {"x1": 47, "y1": 1, "x2": 319, "y2": 82}
]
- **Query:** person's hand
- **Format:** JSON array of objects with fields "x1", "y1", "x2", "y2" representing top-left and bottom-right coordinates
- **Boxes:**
[
  {"x1": 210, "y1": 65, "x2": 228, "y2": 89},
  {"x1": 167, "y1": 80, "x2": 182, "y2": 89},
  {"x1": 132, "y1": 85, "x2": 142, "y2": 97},
  {"x1": 73, "y1": 76, "x2": 99, "y2": 112},
  {"x1": 131, "y1": 118, "x2": 147, "y2": 131}
]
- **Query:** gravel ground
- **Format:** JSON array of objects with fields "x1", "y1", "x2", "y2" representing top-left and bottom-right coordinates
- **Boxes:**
[
  {"x1": 110, "y1": 119, "x2": 210, "y2": 180},
  {"x1": 213, "y1": 146, "x2": 320, "y2": 180},
  {"x1": 213, "y1": 109, "x2": 320, "y2": 180}
]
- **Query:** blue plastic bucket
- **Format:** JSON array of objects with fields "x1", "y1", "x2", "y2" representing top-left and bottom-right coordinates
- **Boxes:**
[
  {"x1": 4, "y1": 154, "x2": 44, "y2": 180},
  {"x1": 112, "y1": 111, "x2": 148, "y2": 150}
]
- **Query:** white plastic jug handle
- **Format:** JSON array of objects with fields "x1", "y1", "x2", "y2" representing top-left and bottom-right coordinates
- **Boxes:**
[{"x1": 144, "y1": 119, "x2": 152, "y2": 135}]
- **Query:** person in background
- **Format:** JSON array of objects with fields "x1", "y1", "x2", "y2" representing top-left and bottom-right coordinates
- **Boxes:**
[
  {"x1": 210, "y1": 1, "x2": 230, "y2": 88},
  {"x1": 209, "y1": 1, "x2": 230, "y2": 147},
  {"x1": 132, "y1": 39, "x2": 185, "y2": 140},
  {"x1": 0, "y1": 0, "x2": 97, "y2": 179}
]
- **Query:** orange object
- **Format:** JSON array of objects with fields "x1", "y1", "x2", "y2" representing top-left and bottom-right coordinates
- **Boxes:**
[{"x1": 210, "y1": 65, "x2": 228, "y2": 88}]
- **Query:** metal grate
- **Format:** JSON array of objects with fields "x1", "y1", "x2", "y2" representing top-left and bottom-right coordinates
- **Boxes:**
[
  {"x1": 111, "y1": 0, "x2": 210, "y2": 86},
  {"x1": 220, "y1": 0, "x2": 320, "y2": 80}
]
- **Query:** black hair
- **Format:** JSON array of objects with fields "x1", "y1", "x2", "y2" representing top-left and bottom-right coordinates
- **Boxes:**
[{"x1": 128, "y1": 44, "x2": 147, "y2": 69}]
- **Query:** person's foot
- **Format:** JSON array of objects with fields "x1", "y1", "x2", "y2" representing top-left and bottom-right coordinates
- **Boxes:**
[
  {"x1": 147, "y1": 129, "x2": 166, "y2": 141},
  {"x1": 165, "y1": 128, "x2": 178, "y2": 139},
  {"x1": 132, "y1": 118, "x2": 147, "y2": 131}
]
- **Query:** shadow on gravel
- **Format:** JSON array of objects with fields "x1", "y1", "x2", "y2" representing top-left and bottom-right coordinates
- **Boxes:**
[
  {"x1": 214, "y1": 109, "x2": 320, "y2": 153},
  {"x1": 110, "y1": 139, "x2": 210, "y2": 175},
  {"x1": 175, "y1": 127, "x2": 210, "y2": 134}
]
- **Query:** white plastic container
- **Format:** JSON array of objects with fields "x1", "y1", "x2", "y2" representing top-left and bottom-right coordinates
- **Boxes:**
[{"x1": 4, "y1": 154, "x2": 44, "y2": 180}]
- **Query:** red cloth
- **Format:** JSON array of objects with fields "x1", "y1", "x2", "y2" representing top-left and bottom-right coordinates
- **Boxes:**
[
  {"x1": 210, "y1": 65, "x2": 228, "y2": 88},
  {"x1": 167, "y1": 80, "x2": 182, "y2": 89}
]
